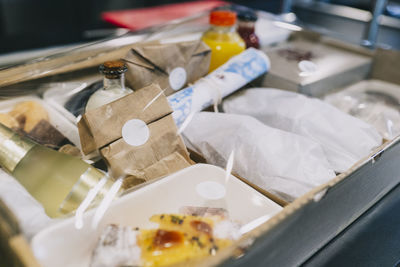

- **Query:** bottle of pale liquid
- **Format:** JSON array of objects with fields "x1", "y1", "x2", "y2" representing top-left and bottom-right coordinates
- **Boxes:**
[
  {"x1": 0, "y1": 123, "x2": 115, "y2": 218},
  {"x1": 86, "y1": 60, "x2": 133, "y2": 111}
]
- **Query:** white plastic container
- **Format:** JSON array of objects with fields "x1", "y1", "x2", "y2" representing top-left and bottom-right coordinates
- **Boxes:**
[{"x1": 31, "y1": 164, "x2": 283, "y2": 267}]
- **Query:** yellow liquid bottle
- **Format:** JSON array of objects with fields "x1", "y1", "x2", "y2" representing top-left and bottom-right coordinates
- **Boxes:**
[
  {"x1": 201, "y1": 10, "x2": 245, "y2": 73},
  {"x1": 0, "y1": 123, "x2": 115, "y2": 218}
]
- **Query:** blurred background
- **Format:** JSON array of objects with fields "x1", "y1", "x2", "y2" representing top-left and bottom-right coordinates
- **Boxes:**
[{"x1": 0, "y1": 0, "x2": 399, "y2": 55}]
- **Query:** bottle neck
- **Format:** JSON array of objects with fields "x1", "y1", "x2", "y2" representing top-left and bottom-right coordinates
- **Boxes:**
[
  {"x1": 103, "y1": 73, "x2": 126, "y2": 90},
  {"x1": 0, "y1": 124, "x2": 35, "y2": 173},
  {"x1": 238, "y1": 21, "x2": 256, "y2": 33},
  {"x1": 209, "y1": 24, "x2": 236, "y2": 33}
]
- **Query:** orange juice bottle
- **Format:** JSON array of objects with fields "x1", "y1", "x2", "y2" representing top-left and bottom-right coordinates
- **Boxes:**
[{"x1": 202, "y1": 10, "x2": 246, "y2": 73}]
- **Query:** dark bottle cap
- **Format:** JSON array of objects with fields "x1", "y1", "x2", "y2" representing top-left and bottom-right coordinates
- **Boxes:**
[
  {"x1": 237, "y1": 10, "x2": 258, "y2": 22},
  {"x1": 99, "y1": 60, "x2": 128, "y2": 79}
]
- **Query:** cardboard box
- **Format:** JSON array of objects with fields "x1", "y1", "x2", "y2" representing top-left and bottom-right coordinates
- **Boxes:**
[
  {"x1": 0, "y1": 12, "x2": 399, "y2": 267},
  {"x1": 261, "y1": 31, "x2": 373, "y2": 97}
]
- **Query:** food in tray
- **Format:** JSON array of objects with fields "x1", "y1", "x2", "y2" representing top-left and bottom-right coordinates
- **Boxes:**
[
  {"x1": 91, "y1": 211, "x2": 240, "y2": 267},
  {"x1": 179, "y1": 206, "x2": 228, "y2": 219},
  {"x1": 9, "y1": 101, "x2": 49, "y2": 132},
  {"x1": 0, "y1": 113, "x2": 19, "y2": 129},
  {"x1": 0, "y1": 100, "x2": 72, "y2": 149}
]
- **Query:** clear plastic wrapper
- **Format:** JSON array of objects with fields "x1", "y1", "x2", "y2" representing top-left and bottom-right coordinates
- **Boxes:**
[
  {"x1": 183, "y1": 112, "x2": 336, "y2": 202},
  {"x1": 0, "y1": 95, "x2": 81, "y2": 149},
  {"x1": 43, "y1": 81, "x2": 102, "y2": 123},
  {"x1": 223, "y1": 88, "x2": 383, "y2": 173},
  {"x1": 324, "y1": 80, "x2": 400, "y2": 140}
]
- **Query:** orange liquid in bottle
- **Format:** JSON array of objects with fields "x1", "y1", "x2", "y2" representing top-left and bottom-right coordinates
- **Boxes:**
[
  {"x1": 202, "y1": 10, "x2": 245, "y2": 73},
  {"x1": 202, "y1": 30, "x2": 245, "y2": 72}
]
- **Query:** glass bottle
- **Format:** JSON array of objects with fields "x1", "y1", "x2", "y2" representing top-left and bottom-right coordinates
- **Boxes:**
[
  {"x1": 86, "y1": 60, "x2": 133, "y2": 111},
  {"x1": 0, "y1": 123, "x2": 117, "y2": 218},
  {"x1": 237, "y1": 10, "x2": 260, "y2": 49},
  {"x1": 201, "y1": 10, "x2": 246, "y2": 73}
]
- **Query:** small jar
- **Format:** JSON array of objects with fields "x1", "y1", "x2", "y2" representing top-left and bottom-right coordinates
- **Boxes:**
[
  {"x1": 237, "y1": 10, "x2": 260, "y2": 49},
  {"x1": 86, "y1": 60, "x2": 133, "y2": 111}
]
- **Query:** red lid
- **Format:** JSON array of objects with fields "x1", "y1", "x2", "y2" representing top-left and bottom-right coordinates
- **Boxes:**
[{"x1": 210, "y1": 10, "x2": 236, "y2": 26}]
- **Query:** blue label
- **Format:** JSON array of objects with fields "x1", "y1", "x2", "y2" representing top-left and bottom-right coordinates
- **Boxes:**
[
  {"x1": 168, "y1": 49, "x2": 270, "y2": 127},
  {"x1": 223, "y1": 49, "x2": 268, "y2": 80},
  {"x1": 168, "y1": 86, "x2": 194, "y2": 127}
]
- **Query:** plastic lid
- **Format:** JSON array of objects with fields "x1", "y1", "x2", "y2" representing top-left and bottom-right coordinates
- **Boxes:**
[
  {"x1": 210, "y1": 10, "x2": 237, "y2": 26},
  {"x1": 237, "y1": 10, "x2": 258, "y2": 22}
]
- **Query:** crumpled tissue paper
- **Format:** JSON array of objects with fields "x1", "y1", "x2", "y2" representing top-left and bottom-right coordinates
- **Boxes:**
[
  {"x1": 223, "y1": 88, "x2": 382, "y2": 173},
  {"x1": 183, "y1": 112, "x2": 336, "y2": 202}
]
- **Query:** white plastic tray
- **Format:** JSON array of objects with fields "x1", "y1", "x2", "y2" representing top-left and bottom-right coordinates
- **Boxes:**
[{"x1": 31, "y1": 164, "x2": 283, "y2": 267}]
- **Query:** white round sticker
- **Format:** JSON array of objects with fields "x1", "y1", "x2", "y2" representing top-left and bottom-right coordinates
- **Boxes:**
[
  {"x1": 169, "y1": 67, "x2": 187, "y2": 91},
  {"x1": 298, "y1": 60, "x2": 318, "y2": 73},
  {"x1": 122, "y1": 119, "x2": 150, "y2": 146},
  {"x1": 196, "y1": 181, "x2": 226, "y2": 200}
]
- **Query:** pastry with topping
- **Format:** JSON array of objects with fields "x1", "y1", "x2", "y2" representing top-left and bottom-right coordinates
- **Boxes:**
[{"x1": 90, "y1": 213, "x2": 240, "y2": 267}]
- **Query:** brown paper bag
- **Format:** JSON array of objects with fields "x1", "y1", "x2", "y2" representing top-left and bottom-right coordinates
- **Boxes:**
[
  {"x1": 78, "y1": 83, "x2": 172, "y2": 155},
  {"x1": 77, "y1": 83, "x2": 191, "y2": 186},
  {"x1": 100, "y1": 114, "x2": 191, "y2": 178},
  {"x1": 123, "y1": 40, "x2": 211, "y2": 96}
]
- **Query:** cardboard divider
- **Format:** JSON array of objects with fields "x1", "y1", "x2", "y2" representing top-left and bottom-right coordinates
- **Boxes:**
[{"x1": 0, "y1": 199, "x2": 41, "y2": 267}]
